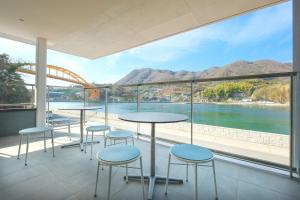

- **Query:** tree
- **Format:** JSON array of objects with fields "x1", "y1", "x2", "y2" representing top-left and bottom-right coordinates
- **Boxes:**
[
  {"x1": 0, "y1": 54, "x2": 31, "y2": 104},
  {"x1": 251, "y1": 84, "x2": 289, "y2": 103},
  {"x1": 201, "y1": 81, "x2": 254, "y2": 100}
]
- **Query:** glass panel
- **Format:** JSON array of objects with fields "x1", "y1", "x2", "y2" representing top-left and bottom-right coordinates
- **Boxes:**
[
  {"x1": 0, "y1": 48, "x2": 35, "y2": 110},
  {"x1": 193, "y1": 77, "x2": 290, "y2": 166},
  {"x1": 47, "y1": 86, "x2": 84, "y2": 120},
  {"x1": 0, "y1": 82, "x2": 34, "y2": 109},
  {"x1": 84, "y1": 87, "x2": 106, "y2": 124},
  {"x1": 139, "y1": 83, "x2": 191, "y2": 142},
  {"x1": 107, "y1": 86, "x2": 138, "y2": 132}
]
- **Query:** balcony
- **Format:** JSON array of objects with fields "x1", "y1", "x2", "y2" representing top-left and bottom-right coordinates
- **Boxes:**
[{"x1": 0, "y1": 0, "x2": 300, "y2": 199}]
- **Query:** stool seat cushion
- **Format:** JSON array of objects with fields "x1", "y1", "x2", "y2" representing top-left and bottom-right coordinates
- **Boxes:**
[
  {"x1": 19, "y1": 127, "x2": 52, "y2": 135},
  {"x1": 106, "y1": 130, "x2": 133, "y2": 139},
  {"x1": 98, "y1": 145, "x2": 140, "y2": 163},
  {"x1": 170, "y1": 144, "x2": 213, "y2": 162},
  {"x1": 86, "y1": 125, "x2": 110, "y2": 132}
]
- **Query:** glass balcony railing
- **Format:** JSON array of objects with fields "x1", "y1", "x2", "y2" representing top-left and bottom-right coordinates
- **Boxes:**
[
  {"x1": 2, "y1": 72, "x2": 295, "y2": 172},
  {"x1": 0, "y1": 83, "x2": 35, "y2": 109},
  {"x1": 81, "y1": 72, "x2": 295, "y2": 170}
]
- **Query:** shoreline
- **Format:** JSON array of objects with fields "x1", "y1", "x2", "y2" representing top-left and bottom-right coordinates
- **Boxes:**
[
  {"x1": 49, "y1": 100, "x2": 289, "y2": 107},
  {"x1": 202, "y1": 101, "x2": 289, "y2": 107}
]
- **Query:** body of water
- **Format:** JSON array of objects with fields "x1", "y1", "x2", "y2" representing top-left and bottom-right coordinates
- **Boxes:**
[{"x1": 49, "y1": 102, "x2": 290, "y2": 135}]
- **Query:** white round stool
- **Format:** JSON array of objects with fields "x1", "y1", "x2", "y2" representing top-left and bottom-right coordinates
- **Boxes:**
[
  {"x1": 47, "y1": 117, "x2": 71, "y2": 140},
  {"x1": 94, "y1": 145, "x2": 145, "y2": 200},
  {"x1": 104, "y1": 130, "x2": 134, "y2": 148},
  {"x1": 17, "y1": 126, "x2": 55, "y2": 166},
  {"x1": 85, "y1": 125, "x2": 111, "y2": 160},
  {"x1": 165, "y1": 144, "x2": 218, "y2": 200}
]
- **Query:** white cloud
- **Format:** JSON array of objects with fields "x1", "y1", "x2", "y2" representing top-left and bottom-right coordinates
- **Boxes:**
[
  {"x1": 126, "y1": 1, "x2": 291, "y2": 62},
  {"x1": 0, "y1": 38, "x2": 35, "y2": 62},
  {"x1": 229, "y1": 2, "x2": 292, "y2": 45},
  {"x1": 101, "y1": 74, "x2": 123, "y2": 84},
  {"x1": 127, "y1": 26, "x2": 216, "y2": 62},
  {"x1": 103, "y1": 52, "x2": 123, "y2": 71}
]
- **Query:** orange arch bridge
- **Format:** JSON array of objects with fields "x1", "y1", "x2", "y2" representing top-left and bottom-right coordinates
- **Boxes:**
[{"x1": 17, "y1": 64, "x2": 99, "y2": 99}]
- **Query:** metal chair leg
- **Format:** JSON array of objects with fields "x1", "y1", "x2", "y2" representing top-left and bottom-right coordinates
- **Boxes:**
[
  {"x1": 25, "y1": 135, "x2": 29, "y2": 166},
  {"x1": 90, "y1": 131, "x2": 94, "y2": 160},
  {"x1": 140, "y1": 157, "x2": 145, "y2": 200},
  {"x1": 102, "y1": 138, "x2": 106, "y2": 172},
  {"x1": 108, "y1": 165, "x2": 112, "y2": 200},
  {"x1": 165, "y1": 153, "x2": 171, "y2": 195},
  {"x1": 85, "y1": 130, "x2": 89, "y2": 153},
  {"x1": 94, "y1": 161, "x2": 100, "y2": 197},
  {"x1": 17, "y1": 134, "x2": 23, "y2": 159},
  {"x1": 68, "y1": 122, "x2": 71, "y2": 140},
  {"x1": 186, "y1": 164, "x2": 189, "y2": 182},
  {"x1": 43, "y1": 131, "x2": 46, "y2": 152},
  {"x1": 195, "y1": 164, "x2": 198, "y2": 200},
  {"x1": 212, "y1": 160, "x2": 218, "y2": 200},
  {"x1": 51, "y1": 130, "x2": 55, "y2": 157},
  {"x1": 126, "y1": 164, "x2": 128, "y2": 184}
]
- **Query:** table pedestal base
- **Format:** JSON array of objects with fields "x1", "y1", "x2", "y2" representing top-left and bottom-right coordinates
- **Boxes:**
[
  {"x1": 61, "y1": 141, "x2": 100, "y2": 151},
  {"x1": 124, "y1": 175, "x2": 183, "y2": 199}
]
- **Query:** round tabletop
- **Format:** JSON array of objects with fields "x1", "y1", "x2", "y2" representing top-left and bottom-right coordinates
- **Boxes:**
[
  {"x1": 118, "y1": 112, "x2": 188, "y2": 123},
  {"x1": 58, "y1": 106, "x2": 102, "y2": 111}
]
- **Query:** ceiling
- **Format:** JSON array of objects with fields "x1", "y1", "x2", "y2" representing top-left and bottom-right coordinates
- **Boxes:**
[{"x1": 0, "y1": 0, "x2": 284, "y2": 59}]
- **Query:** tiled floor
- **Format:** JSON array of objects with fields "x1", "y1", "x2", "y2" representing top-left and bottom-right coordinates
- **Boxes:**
[{"x1": 0, "y1": 126, "x2": 299, "y2": 200}]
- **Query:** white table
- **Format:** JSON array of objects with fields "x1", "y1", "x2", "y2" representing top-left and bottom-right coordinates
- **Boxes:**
[
  {"x1": 119, "y1": 112, "x2": 188, "y2": 199},
  {"x1": 59, "y1": 106, "x2": 102, "y2": 151}
]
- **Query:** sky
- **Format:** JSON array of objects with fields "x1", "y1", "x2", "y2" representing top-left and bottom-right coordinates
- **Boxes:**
[{"x1": 0, "y1": 1, "x2": 292, "y2": 86}]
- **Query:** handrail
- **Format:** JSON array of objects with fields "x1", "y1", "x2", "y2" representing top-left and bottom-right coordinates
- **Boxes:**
[
  {"x1": 83, "y1": 71, "x2": 298, "y2": 89},
  {"x1": 24, "y1": 83, "x2": 84, "y2": 89},
  {"x1": 23, "y1": 71, "x2": 298, "y2": 89}
]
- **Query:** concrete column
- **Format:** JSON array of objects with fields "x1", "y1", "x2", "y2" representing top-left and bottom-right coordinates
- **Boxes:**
[
  {"x1": 35, "y1": 37, "x2": 47, "y2": 126},
  {"x1": 293, "y1": 0, "x2": 300, "y2": 174}
]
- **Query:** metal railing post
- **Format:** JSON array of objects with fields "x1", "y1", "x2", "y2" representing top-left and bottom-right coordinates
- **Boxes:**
[
  {"x1": 83, "y1": 88, "x2": 86, "y2": 125},
  {"x1": 47, "y1": 86, "x2": 50, "y2": 112},
  {"x1": 136, "y1": 85, "x2": 140, "y2": 139},
  {"x1": 290, "y1": 75, "x2": 294, "y2": 178},
  {"x1": 31, "y1": 85, "x2": 35, "y2": 107},
  {"x1": 190, "y1": 81, "x2": 194, "y2": 144},
  {"x1": 83, "y1": 88, "x2": 86, "y2": 106},
  {"x1": 105, "y1": 88, "x2": 108, "y2": 126}
]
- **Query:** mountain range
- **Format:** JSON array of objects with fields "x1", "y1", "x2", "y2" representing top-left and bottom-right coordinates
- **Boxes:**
[{"x1": 115, "y1": 60, "x2": 292, "y2": 85}]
